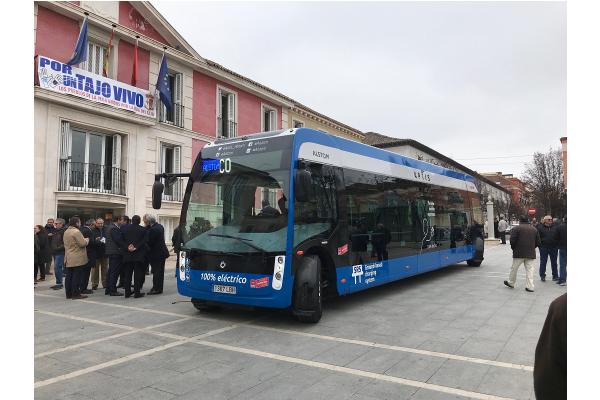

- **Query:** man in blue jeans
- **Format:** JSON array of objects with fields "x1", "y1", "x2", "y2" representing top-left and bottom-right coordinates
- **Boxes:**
[
  {"x1": 50, "y1": 218, "x2": 66, "y2": 290},
  {"x1": 537, "y1": 215, "x2": 559, "y2": 281},
  {"x1": 555, "y1": 217, "x2": 567, "y2": 286}
]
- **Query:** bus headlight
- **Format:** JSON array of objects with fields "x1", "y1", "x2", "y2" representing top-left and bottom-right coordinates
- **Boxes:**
[
  {"x1": 179, "y1": 251, "x2": 186, "y2": 281},
  {"x1": 272, "y1": 256, "x2": 285, "y2": 290}
]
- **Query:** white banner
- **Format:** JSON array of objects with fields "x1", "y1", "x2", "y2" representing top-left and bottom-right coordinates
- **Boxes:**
[{"x1": 37, "y1": 55, "x2": 156, "y2": 118}]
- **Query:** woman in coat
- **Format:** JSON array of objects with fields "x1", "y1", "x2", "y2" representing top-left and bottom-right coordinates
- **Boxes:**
[
  {"x1": 34, "y1": 225, "x2": 50, "y2": 281},
  {"x1": 63, "y1": 216, "x2": 89, "y2": 299}
]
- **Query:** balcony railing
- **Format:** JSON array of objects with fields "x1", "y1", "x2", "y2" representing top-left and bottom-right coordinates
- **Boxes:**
[
  {"x1": 59, "y1": 160, "x2": 127, "y2": 196},
  {"x1": 162, "y1": 177, "x2": 185, "y2": 202},
  {"x1": 217, "y1": 116, "x2": 237, "y2": 138},
  {"x1": 159, "y1": 103, "x2": 185, "y2": 128}
]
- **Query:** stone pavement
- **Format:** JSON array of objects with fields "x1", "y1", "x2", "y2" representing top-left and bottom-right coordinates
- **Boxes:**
[{"x1": 34, "y1": 244, "x2": 566, "y2": 400}]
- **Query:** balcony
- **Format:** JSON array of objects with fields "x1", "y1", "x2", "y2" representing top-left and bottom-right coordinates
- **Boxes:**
[
  {"x1": 217, "y1": 116, "x2": 237, "y2": 138},
  {"x1": 162, "y1": 177, "x2": 185, "y2": 202},
  {"x1": 159, "y1": 103, "x2": 185, "y2": 128},
  {"x1": 58, "y1": 160, "x2": 126, "y2": 196}
]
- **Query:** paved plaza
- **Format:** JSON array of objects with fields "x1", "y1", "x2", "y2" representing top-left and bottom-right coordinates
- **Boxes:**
[{"x1": 34, "y1": 243, "x2": 566, "y2": 400}]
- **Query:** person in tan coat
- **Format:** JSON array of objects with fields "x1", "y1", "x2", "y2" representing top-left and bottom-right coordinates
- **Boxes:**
[{"x1": 63, "y1": 216, "x2": 89, "y2": 299}]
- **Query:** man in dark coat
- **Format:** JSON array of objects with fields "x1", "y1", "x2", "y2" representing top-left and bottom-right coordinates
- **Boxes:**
[
  {"x1": 144, "y1": 214, "x2": 170, "y2": 295},
  {"x1": 121, "y1": 215, "x2": 148, "y2": 298},
  {"x1": 172, "y1": 225, "x2": 182, "y2": 278},
  {"x1": 80, "y1": 219, "x2": 99, "y2": 294},
  {"x1": 50, "y1": 218, "x2": 66, "y2": 290},
  {"x1": 504, "y1": 215, "x2": 541, "y2": 292},
  {"x1": 44, "y1": 218, "x2": 56, "y2": 275},
  {"x1": 537, "y1": 215, "x2": 559, "y2": 281},
  {"x1": 534, "y1": 293, "x2": 567, "y2": 400},
  {"x1": 556, "y1": 217, "x2": 567, "y2": 286},
  {"x1": 105, "y1": 216, "x2": 127, "y2": 296}
]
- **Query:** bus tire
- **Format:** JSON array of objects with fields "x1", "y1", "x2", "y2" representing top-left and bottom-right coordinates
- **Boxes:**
[
  {"x1": 467, "y1": 259, "x2": 482, "y2": 267},
  {"x1": 292, "y1": 255, "x2": 322, "y2": 323},
  {"x1": 191, "y1": 299, "x2": 220, "y2": 312}
]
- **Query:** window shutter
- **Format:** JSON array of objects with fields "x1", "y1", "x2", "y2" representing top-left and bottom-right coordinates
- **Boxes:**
[
  {"x1": 270, "y1": 110, "x2": 276, "y2": 131},
  {"x1": 174, "y1": 146, "x2": 181, "y2": 173},
  {"x1": 60, "y1": 121, "x2": 71, "y2": 160},
  {"x1": 228, "y1": 93, "x2": 235, "y2": 137},
  {"x1": 228, "y1": 93, "x2": 235, "y2": 121},
  {"x1": 174, "y1": 73, "x2": 183, "y2": 126},
  {"x1": 112, "y1": 134, "x2": 121, "y2": 169}
]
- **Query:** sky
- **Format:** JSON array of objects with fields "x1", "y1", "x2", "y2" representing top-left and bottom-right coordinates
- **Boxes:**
[{"x1": 152, "y1": 1, "x2": 566, "y2": 178}]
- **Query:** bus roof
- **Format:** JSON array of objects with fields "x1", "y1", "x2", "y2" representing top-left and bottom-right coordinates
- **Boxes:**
[{"x1": 205, "y1": 129, "x2": 478, "y2": 192}]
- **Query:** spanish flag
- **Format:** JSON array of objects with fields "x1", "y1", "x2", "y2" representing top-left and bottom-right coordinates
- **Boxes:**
[
  {"x1": 102, "y1": 26, "x2": 115, "y2": 77},
  {"x1": 131, "y1": 37, "x2": 139, "y2": 86}
]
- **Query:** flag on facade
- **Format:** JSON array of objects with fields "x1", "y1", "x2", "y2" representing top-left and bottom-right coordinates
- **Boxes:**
[
  {"x1": 131, "y1": 37, "x2": 139, "y2": 86},
  {"x1": 102, "y1": 27, "x2": 115, "y2": 77},
  {"x1": 156, "y1": 54, "x2": 172, "y2": 112},
  {"x1": 66, "y1": 17, "x2": 89, "y2": 66}
]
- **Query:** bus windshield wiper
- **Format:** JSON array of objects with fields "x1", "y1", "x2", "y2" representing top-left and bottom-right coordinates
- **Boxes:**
[{"x1": 208, "y1": 234, "x2": 268, "y2": 254}]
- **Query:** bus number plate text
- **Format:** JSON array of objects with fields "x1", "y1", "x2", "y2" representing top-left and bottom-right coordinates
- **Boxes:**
[{"x1": 213, "y1": 285, "x2": 236, "y2": 294}]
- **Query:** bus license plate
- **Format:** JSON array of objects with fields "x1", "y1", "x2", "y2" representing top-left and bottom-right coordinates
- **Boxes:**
[{"x1": 213, "y1": 285, "x2": 236, "y2": 294}]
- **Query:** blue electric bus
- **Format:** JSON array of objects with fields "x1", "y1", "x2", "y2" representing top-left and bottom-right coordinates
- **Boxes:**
[{"x1": 152, "y1": 128, "x2": 485, "y2": 322}]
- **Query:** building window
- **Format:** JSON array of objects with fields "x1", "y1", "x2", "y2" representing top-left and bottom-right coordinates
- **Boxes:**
[
  {"x1": 58, "y1": 121, "x2": 125, "y2": 195},
  {"x1": 293, "y1": 119, "x2": 304, "y2": 128},
  {"x1": 217, "y1": 87, "x2": 237, "y2": 138},
  {"x1": 160, "y1": 143, "x2": 183, "y2": 201},
  {"x1": 159, "y1": 72, "x2": 184, "y2": 128},
  {"x1": 261, "y1": 105, "x2": 277, "y2": 132},
  {"x1": 80, "y1": 42, "x2": 107, "y2": 76}
]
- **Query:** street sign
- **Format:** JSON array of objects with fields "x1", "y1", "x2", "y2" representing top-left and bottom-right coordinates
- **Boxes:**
[{"x1": 528, "y1": 208, "x2": 536, "y2": 215}]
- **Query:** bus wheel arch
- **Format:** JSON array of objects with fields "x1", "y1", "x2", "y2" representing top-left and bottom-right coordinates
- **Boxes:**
[{"x1": 291, "y1": 254, "x2": 323, "y2": 323}]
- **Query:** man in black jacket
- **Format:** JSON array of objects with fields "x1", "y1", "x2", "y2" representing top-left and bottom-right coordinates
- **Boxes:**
[
  {"x1": 537, "y1": 215, "x2": 559, "y2": 282},
  {"x1": 504, "y1": 216, "x2": 541, "y2": 292},
  {"x1": 172, "y1": 225, "x2": 182, "y2": 278},
  {"x1": 556, "y1": 217, "x2": 567, "y2": 286},
  {"x1": 80, "y1": 219, "x2": 100, "y2": 294},
  {"x1": 121, "y1": 215, "x2": 148, "y2": 298},
  {"x1": 105, "y1": 216, "x2": 127, "y2": 296},
  {"x1": 50, "y1": 218, "x2": 66, "y2": 290},
  {"x1": 144, "y1": 214, "x2": 170, "y2": 295}
]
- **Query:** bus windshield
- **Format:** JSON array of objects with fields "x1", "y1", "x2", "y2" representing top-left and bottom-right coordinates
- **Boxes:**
[{"x1": 182, "y1": 140, "x2": 291, "y2": 254}]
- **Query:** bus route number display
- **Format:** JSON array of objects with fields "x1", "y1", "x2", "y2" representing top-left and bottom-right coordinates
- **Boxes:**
[{"x1": 202, "y1": 158, "x2": 231, "y2": 174}]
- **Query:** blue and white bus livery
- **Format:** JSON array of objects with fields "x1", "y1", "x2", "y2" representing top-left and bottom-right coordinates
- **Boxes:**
[{"x1": 152, "y1": 128, "x2": 485, "y2": 323}]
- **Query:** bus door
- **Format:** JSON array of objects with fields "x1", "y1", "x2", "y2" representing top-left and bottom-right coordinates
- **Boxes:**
[
  {"x1": 414, "y1": 197, "x2": 441, "y2": 273},
  {"x1": 294, "y1": 162, "x2": 344, "y2": 290}
]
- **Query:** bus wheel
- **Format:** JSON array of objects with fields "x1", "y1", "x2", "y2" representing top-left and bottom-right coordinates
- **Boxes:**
[
  {"x1": 191, "y1": 299, "x2": 220, "y2": 312},
  {"x1": 467, "y1": 259, "x2": 482, "y2": 267},
  {"x1": 292, "y1": 255, "x2": 322, "y2": 323}
]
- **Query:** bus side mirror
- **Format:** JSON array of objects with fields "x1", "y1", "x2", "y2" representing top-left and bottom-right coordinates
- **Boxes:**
[
  {"x1": 295, "y1": 169, "x2": 312, "y2": 203},
  {"x1": 152, "y1": 180, "x2": 164, "y2": 209}
]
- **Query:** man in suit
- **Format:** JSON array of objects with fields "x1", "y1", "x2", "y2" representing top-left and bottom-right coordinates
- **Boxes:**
[
  {"x1": 144, "y1": 214, "x2": 170, "y2": 295},
  {"x1": 121, "y1": 215, "x2": 148, "y2": 298},
  {"x1": 80, "y1": 219, "x2": 99, "y2": 294},
  {"x1": 105, "y1": 215, "x2": 127, "y2": 296}
]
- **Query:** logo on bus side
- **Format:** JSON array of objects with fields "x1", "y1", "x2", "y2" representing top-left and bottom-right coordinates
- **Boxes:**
[
  {"x1": 413, "y1": 169, "x2": 431, "y2": 182},
  {"x1": 312, "y1": 150, "x2": 330, "y2": 160}
]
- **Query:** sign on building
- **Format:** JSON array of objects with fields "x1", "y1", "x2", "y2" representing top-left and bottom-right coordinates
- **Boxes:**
[{"x1": 37, "y1": 56, "x2": 156, "y2": 118}]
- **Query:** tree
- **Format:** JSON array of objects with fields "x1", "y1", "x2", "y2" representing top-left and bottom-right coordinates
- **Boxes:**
[{"x1": 522, "y1": 148, "x2": 566, "y2": 218}]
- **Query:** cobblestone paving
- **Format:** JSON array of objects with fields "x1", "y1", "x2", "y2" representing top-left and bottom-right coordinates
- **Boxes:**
[{"x1": 34, "y1": 244, "x2": 565, "y2": 399}]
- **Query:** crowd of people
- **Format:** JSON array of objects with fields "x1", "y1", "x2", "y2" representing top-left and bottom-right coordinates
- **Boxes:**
[
  {"x1": 34, "y1": 214, "x2": 171, "y2": 299},
  {"x1": 503, "y1": 214, "x2": 567, "y2": 292}
]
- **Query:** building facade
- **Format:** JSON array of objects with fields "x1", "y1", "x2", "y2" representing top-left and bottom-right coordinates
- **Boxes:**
[
  {"x1": 480, "y1": 172, "x2": 530, "y2": 219},
  {"x1": 34, "y1": 1, "x2": 363, "y2": 242}
]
